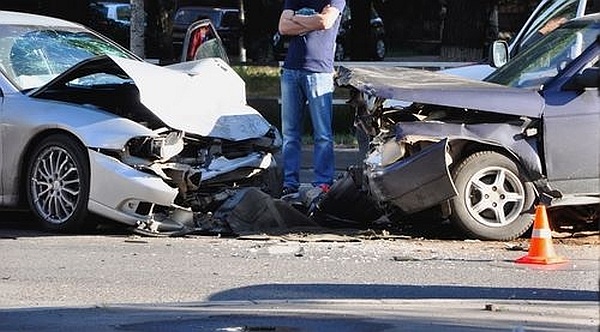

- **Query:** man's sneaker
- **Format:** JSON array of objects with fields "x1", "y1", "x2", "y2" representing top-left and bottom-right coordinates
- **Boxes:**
[
  {"x1": 281, "y1": 186, "x2": 300, "y2": 200},
  {"x1": 317, "y1": 183, "x2": 331, "y2": 193}
]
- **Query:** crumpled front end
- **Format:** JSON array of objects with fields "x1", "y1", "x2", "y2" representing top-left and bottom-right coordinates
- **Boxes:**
[
  {"x1": 336, "y1": 66, "x2": 544, "y2": 216},
  {"x1": 365, "y1": 138, "x2": 456, "y2": 214},
  {"x1": 29, "y1": 55, "x2": 282, "y2": 234},
  {"x1": 88, "y1": 125, "x2": 281, "y2": 234}
]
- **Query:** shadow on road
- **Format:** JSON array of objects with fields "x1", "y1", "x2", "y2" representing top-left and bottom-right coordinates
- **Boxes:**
[
  {"x1": 207, "y1": 283, "x2": 599, "y2": 302},
  {"x1": 0, "y1": 284, "x2": 596, "y2": 331},
  {"x1": 0, "y1": 210, "x2": 132, "y2": 238}
]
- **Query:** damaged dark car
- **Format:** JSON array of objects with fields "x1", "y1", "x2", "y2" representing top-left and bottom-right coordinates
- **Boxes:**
[{"x1": 334, "y1": 15, "x2": 600, "y2": 240}]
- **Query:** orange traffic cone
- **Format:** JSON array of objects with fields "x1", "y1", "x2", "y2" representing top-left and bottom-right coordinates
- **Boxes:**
[{"x1": 516, "y1": 204, "x2": 568, "y2": 265}]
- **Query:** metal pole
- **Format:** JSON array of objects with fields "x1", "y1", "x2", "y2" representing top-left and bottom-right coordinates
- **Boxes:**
[{"x1": 239, "y1": 0, "x2": 246, "y2": 62}]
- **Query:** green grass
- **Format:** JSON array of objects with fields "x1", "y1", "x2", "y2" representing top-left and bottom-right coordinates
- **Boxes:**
[{"x1": 233, "y1": 65, "x2": 280, "y2": 98}]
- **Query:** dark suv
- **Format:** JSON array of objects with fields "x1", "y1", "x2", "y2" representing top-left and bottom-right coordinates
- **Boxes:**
[
  {"x1": 273, "y1": 6, "x2": 385, "y2": 61},
  {"x1": 172, "y1": 6, "x2": 241, "y2": 59}
]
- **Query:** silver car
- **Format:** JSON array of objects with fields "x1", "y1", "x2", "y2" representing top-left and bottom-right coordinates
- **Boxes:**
[
  {"x1": 0, "y1": 11, "x2": 281, "y2": 234},
  {"x1": 335, "y1": 14, "x2": 599, "y2": 240}
]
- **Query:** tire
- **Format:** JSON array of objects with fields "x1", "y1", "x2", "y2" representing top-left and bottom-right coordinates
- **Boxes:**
[
  {"x1": 26, "y1": 134, "x2": 93, "y2": 232},
  {"x1": 334, "y1": 42, "x2": 345, "y2": 61},
  {"x1": 449, "y1": 151, "x2": 535, "y2": 240},
  {"x1": 373, "y1": 38, "x2": 385, "y2": 61}
]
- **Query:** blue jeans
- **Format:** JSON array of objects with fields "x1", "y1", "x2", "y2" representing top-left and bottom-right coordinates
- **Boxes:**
[{"x1": 281, "y1": 68, "x2": 335, "y2": 190}]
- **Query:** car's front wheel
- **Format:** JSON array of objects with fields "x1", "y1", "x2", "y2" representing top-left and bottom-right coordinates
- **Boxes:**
[
  {"x1": 449, "y1": 151, "x2": 535, "y2": 240},
  {"x1": 26, "y1": 134, "x2": 93, "y2": 232},
  {"x1": 373, "y1": 38, "x2": 385, "y2": 60}
]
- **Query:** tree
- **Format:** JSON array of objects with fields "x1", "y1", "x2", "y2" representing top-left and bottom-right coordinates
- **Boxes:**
[{"x1": 130, "y1": 0, "x2": 145, "y2": 58}]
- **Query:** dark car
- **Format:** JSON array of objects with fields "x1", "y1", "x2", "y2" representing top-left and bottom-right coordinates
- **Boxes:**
[
  {"x1": 172, "y1": 6, "x2": 241, "y2": 59},
  {"x1": 334, "y1": 14, "x2": 600, "y2": 240},
  {"x1": 273, "y1": 6, "x2": 385, "y2": 61}
]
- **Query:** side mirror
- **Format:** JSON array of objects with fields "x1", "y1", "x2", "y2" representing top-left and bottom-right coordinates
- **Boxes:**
[
  {"x1": 563, "y1": 67, "x2": 599, "y2": 91},
  {"x1": 489, "y1": 40, "x2": 509, "y2": 68}
]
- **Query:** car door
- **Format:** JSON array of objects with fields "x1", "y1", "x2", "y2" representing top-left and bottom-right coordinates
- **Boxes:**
[
  {"x1": 180, "y1": 19, "x2": 229, "y2": 64},
  {"x1": 542, "y1": 43, "x2": 600, "y2": 198}
]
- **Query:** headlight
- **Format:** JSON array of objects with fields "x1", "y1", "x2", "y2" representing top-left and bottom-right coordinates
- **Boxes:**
[
  {"x1": 365, "y1": 140, "x2": 407, "y2": 168},
  {"x1": 127, "y1": 131, "x2": 184, "y2": 161}
]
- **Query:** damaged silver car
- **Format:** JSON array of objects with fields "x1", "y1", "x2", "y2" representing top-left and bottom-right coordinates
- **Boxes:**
[
  {"x1": 335, "y1": 14, "x2": 599, "y2": 240},
  {"x1": 0, "y1": 11, "x2": 281, "y2": 234}
]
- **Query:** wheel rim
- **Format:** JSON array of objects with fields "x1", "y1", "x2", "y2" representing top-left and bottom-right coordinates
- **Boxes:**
[
  {"x1": 30, "y1": 146, "x2": 81, "y2": 224},
  {"x1": 335, "y1": 43, "x2": 344, "y2": 61},
  {"x1": 464, "y1": 166, "x2": 525, "y2": 227},
  {"x1": 375, "y1": 40, "x2": 385, "y2": 59}
]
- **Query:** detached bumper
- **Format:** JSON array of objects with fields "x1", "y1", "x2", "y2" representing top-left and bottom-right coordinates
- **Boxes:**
[{"x1": 367, "y1": 139, "x2": 457, "y2": 214}]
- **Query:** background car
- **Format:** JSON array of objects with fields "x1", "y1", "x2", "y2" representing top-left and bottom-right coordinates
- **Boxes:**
[
  {"x1": 0, "y1": 11, "x2": 280, "y2": 234},
  {"x1": 334, "y1": 5, "x2": 385, "y2": 61},
  {"x1": 172, "y1": 6, "x2": 241, "y2": 60},
  {"x1": 335, "y1": 14, "x2": 599, "y2": 240},
  {"x1": 95, "y1": 1, "x2": 131, "y2": 25},
  {"x1": 272, "y1": 6, "x2": 385, "y2": 61}
]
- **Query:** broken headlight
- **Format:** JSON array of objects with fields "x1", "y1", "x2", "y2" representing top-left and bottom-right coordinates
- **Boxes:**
[{"x1": 127, "y1": 131, "x2": 184, "y2": 161}]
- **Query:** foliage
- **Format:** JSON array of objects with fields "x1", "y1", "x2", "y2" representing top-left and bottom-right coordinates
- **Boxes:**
[{"x1": 233, "y1": 65, "x2": 280, "y2": 98}]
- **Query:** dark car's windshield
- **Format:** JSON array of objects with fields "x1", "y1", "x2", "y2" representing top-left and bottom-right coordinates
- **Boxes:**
[
  {"x1": 485, "y1": 20, "x2": 600, "y2": 89},
  {"x1": 0, "y1": 25, "x2": 134, "y2": 90},
  {"x1": 174, "y1": 8, "x2": 221, "y2": 27}
]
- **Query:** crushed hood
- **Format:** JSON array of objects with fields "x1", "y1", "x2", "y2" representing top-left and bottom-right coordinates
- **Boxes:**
[
  {"x1": 31, "y1": 55, "x2": 272, "y2": 140},
  {"x1": 336, "y1": 66, "x2": 545, "y2": 118}
]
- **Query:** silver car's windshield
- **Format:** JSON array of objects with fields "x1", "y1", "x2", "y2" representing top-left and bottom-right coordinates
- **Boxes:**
[
  {"x1": 485, "y1": 21, "x2": 599, "y2": 89},
  {"x1": 0, "y1": 25, "x2": 134, "y2": 90}
]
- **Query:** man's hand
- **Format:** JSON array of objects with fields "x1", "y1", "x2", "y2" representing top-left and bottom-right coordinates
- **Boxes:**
[{"x1": 539, "y1": 17, "x2": 568, "y2": 35}]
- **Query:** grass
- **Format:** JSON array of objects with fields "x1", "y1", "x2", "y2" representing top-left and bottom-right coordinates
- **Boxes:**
[{"x1": 233, "y1": 65, "x2": 280, "y2": 98}]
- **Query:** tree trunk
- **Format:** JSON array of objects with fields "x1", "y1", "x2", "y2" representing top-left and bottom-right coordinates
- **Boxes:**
[{"x1": 130, "y1": 0, "x2": 145, "y2": 58}]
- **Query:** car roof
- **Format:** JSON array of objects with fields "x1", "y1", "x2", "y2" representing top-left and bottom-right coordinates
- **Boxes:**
[{"x1": 0, "y1": 10, "x2": 82, "y2": 28}]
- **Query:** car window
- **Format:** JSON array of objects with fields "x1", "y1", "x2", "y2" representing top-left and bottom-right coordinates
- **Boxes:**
[
  {"x1": 175, "y1": 8, "x2": 221, "y2": 27},
  {"x1": 115, "y1": 5, "x2": 131, "y2": 22},
  {"x1": 486, "y1": 22, "x2": 599, "y2": 89},
  {"x1": 585, "y1": 0, "x2": 600, "y2": 13},
  {"x1": 517, "y1": 0, "x2": 581, "y2": 53},
  {"x1": 221, "y1": 11, "x2": 241, "y2": 28},
  {"x1": 0, "y1": 26, "x2": 133, "y2": 90}
]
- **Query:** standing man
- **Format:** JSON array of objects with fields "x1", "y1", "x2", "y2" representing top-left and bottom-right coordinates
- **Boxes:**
[{"x1": 278, "y1": 0, "x2": 345, "y2": 199}]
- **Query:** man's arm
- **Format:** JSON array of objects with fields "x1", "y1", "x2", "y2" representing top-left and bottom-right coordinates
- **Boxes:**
[
  {"x1": 278, "y1": 9, "x2": 310, "y2": 36},
  {"x1": 278, "y1": 5, "x2": 341, "y2": 36}
]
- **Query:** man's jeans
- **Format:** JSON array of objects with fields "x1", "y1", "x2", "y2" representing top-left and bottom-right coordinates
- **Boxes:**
[{"x1": 280, "y1": 68, "x2": 335, "y2": 190}]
